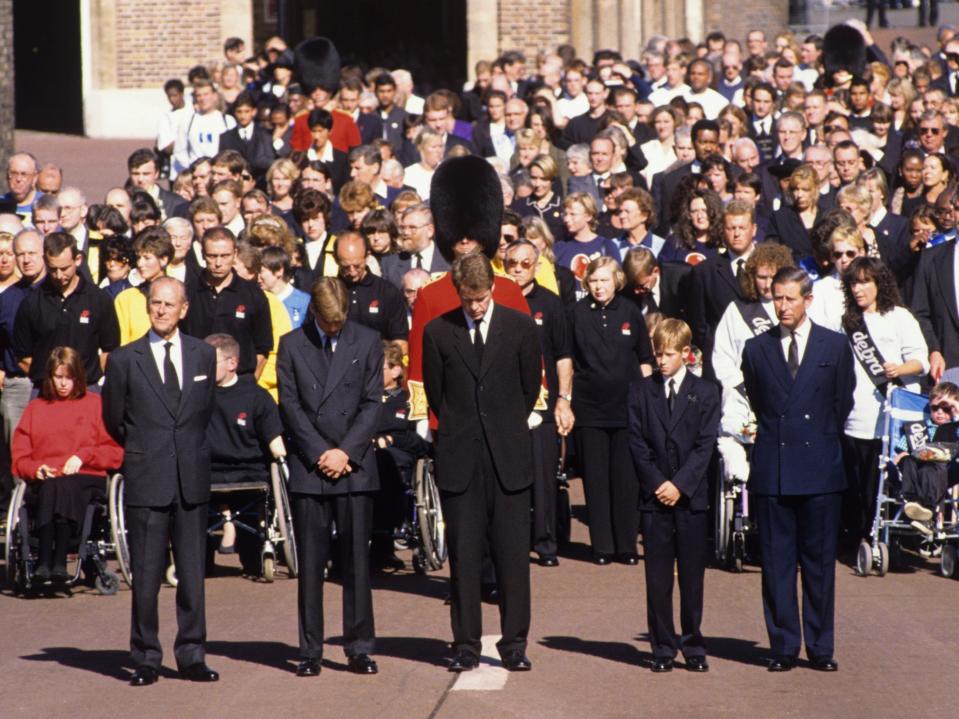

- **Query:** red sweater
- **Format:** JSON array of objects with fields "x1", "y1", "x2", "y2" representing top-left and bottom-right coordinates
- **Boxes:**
[
  {"x1": 12, "y1": 393, "x2": 123, "y2": 479},
  {"x1": 291, "y1": 108, "x2": 361, "y2": 153}
]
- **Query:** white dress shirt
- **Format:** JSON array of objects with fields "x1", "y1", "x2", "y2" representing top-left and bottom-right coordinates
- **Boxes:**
[
  {"x1": 315, "y1": 321, "x2": 340, "y2": 353},
  {"x1": 304, "y1": 232, "x2": 329, "y2": 270},
  {"x1": 465, "y1": 301, "x2": 494, "y2": 343},
  {"x1": 411, "y1": 241, "x2": 437, "y2": 272},
  {"x1": 780, "y1": 316, "x2": 811, "y2": 367},
  {"x1": 149, "y1": 329, "x2": 184, "y2": 389},
  {"x1": 664, "y1": 365, "x2": 687, "y2": 400}
]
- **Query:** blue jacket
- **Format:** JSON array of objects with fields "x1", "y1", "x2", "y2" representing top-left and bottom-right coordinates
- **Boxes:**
[{"x1": 742, "y1": 322, "x2": 855, "y2": 496}]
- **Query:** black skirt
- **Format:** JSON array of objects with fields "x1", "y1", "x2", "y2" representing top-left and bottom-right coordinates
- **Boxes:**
[{"x1": 32, "y1": 473, "x2": 106, "y2": 527}]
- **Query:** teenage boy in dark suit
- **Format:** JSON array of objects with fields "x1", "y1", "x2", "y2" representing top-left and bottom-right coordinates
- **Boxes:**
[{"x1": 627, "y1": 318, "x2": 720, "y2": 673}]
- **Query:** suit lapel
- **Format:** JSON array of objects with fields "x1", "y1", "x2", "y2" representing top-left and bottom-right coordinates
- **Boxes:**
[
  {"x1": 451, "y1": 314, "x2": 481, "y2": 378},
  {"x1": 717, "y1": 257, "x2": 740, "y2": 297},
  {"x1": 133, "y1": 337, "x2": 176, "y2": 417},
  {"x1": 761, "y1": 328, "x2": 793, "y2": 396},
  {"x1": 649, "y1": 375, "x2": 670, "y2": 430},
  {"x1": 786, "y1": 323, "x2": 824, "y2": 403},
  {"x1": 178, "y1": 339, "x2": 198, "y2": 415},
  {"x1": 300, "y1": 322, "x2": 331, "y2": 388},
  {"x1": 478, "y1": 307, "x2": 504, "y2": 380},
  {"x1": 667, "y1": 372, "x2": 694, "y2": 432},
  {"x1": 321, "y1": 323, "x2": 354, "y2": 402}
]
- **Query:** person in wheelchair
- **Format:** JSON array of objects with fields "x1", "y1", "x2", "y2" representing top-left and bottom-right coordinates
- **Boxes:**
[
  {"x1": 11, "y1": 346, "x2": 123, "y2": 582},
  {"x1": 895, "y1": 381, "x2": 959, "y2": 534},
  {"x1": 371, "y1": 340, "x2": 429, "y2": 570},
  {"x1": 204, "y1": 333, "x2": 286, "y2": 568}
]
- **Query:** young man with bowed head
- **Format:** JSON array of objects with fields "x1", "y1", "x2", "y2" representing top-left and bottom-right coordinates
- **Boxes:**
[
  {"x1": 101, "y1": 277, "x2": 218, "y2": 686},
  {"x1": 741, "y1": 267, "x2": 855, "y2": 673},
  {"x1": 277, "y1": 277, "x2": 383, "y2": 678},
  {"x1": 628, "y1": 319, "x2": 719, "y2": 673}
]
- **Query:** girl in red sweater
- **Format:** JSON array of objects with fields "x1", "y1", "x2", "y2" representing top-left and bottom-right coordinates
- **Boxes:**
[{"x1": 11, "y1": 347, "x2": 123, "y2": 582}]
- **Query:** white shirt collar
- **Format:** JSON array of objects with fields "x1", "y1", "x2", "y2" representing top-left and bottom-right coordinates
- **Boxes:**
[
  {"x1": 665, "y1": 365, "x2": 687, "y2": 394},
  {"x1": 149, "y1": 328, "x2": 181, "y2": 347},
  {"x1": 781, "y1": 316, "x2": 811, "y2": 341},
  {"x1": 464, "y1": 300, "x2": 495, "y2": 335},
  {"x1": 869, "y1": 206, "x2": 887, "y2": 227},
  {"x1": 413, "y1": 241, "x2": 436, "y2": 269}
]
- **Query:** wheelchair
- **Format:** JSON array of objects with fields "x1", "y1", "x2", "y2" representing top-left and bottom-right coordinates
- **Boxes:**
[
  {"x1": 397, "y1": 457, "x2": 447, "y2": 575},
  {"x1": 856, "y1": 386, "x2": 959, "y2": 577},
  {"x1": 108, "y1": 459, "x2": 297, "y2": 587},
  {"x1": 4, "y1": 477, "x2": 122, "y2": 595},
  {"x1": 713, "y1": 439, "x2": 757, "y2": 573}
]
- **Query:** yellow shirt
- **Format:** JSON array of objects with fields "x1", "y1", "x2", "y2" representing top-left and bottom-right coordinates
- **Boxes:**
[
  {"x1": 490, "y1": 256, "x2": 560, "y2": 295},
  {"x1": 257, "y1": 291, "x2": 293, "y2": 402},
  {"x1": 114, "y1": 286, "x2": 151, "y2": 346}
]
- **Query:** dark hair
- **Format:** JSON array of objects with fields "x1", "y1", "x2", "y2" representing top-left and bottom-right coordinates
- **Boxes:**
[
  {"x1": 691, "y1": 118, "x2": 720, "y2": 142},
  {"x1": 293, "y1": 188, "x2": 332, "y2": 224},
  {"x1": 163, "y1": 78, "x2": 185, "y2": 94},
  {"x1": 307, "y1": 108, "x2": 334, "y2": 130},
  {"x1": 675, "y1": 188, "x2": 724, "y2": 250},
  {"x1": 373, "y1": 72, "x2": 396, "y2": 89},
  {"x1": 841, "y1": 256, "x2": 902, "y2": 332},
  {"x1": 127, "y1": 148, "x2": 159, "y2": 172},
  {"x1": 233, "y1": 90, "x2": 257, "y2": 110},
  {"x1": 133, "y1": 225, "x2": 174, "y2": 262},
  {"x1": 102, "y1": 236, "x2": 134, "y2": 266},
  {"x1": 224, "y1": 37, "x2": 244, "y2": 52},
  {"x1": 348, "y1": 144, "x2": 382, "y2": 169},
  {"x1": 451, "y1": 253, "x2": 495, "y2": 293},
  {"x1": 772, "y1": 266, "x2": 813, "y2": 297},
  {"x1": 734, "y1": 171, "x2": 763, "y2": 198},
  {"x1": 40, "y1": 346, "x2": 87, "y2": 401},
  {"x1": 261, "y1": 245, "x2": 293, "y2": 278},
  {"x1": 360, "y1": 208, "x2": 398, "y2": 249},
  {"x1": 700, "y1": 153, "x2": 731, "y2": 191},
  {"x1": 130, "y1": 200, "x2": 161, "y2": 226},
  {"x1": 95, "y1": 206, "x2": 129, "y2": 236},
  {"x1": 43, "y1": 231, "x2": 79, "y2": 259}
]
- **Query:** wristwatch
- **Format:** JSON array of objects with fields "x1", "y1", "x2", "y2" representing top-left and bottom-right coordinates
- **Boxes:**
[{"x1": 558, "y1": 393, "x2": 572, "y2": 402}]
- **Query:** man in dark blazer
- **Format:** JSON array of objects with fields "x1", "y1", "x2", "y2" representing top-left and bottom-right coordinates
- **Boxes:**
[
  {"x1": 218, "y1": 92, "x2": 277, "y2": 183},
  {"x1": 127, "y1": 148, "x2": 188, "y2": 219},
  {"x1": 101, "y1": 276, "x2": 218, "y2": 686},
  {"x1": 380, "y1": 204, "x2": 451, "y2": 288},
  {"x1": 911, "y1": 238, "x2": 959, "y2": 380},
  {"x1": 628, "y1": 318, "x2": 720, "y2": 672},
  {"x1": 277, "y1": 277, "x2": 383, "y2": 678},
  {"x1": 622, "y1": 247, "x2": 690, "y2": 320},
  {"x1": 741, "y1": 267, "x2": 855, "y2": 672},
  {"x1": 688, "y1": 201, "x2": 756, "y2": 379},
  {"x1": 422, "y1": 253, "x2": 541, "y2": 673}
]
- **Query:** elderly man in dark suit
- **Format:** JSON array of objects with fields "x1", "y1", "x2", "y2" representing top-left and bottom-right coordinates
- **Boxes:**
[
  {"x1": 742, "y1": 266, "x2": 855, "y2": 673},
  {"x1": 101, "y1": 276, "x2": 218, "y2": 686},
  {"x1": 422, "y1": 253, "x2": 541, "y2": 673},
  {"x1": 380, "y1": 204, "x2": 451, "y2": 288},
  {"x1": 277, "y1": 276, "x2": 383, "y2": 678}
]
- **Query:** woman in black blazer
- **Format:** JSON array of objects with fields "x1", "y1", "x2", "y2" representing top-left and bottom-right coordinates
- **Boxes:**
[
  {"x1": 570, "y1": 257, "x2": 654, "y2": 564},
  {"x1": 768, "y1": 164, "x2": 819, "y2": 264}
]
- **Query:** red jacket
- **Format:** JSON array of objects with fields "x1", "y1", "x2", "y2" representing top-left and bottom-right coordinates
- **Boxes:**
[
  {"x1": 291, "y1": 108, "x2": 361, "y2": 153},
  {"x1": 12, "y1": 393, "x2": 123, "y2": 479}
]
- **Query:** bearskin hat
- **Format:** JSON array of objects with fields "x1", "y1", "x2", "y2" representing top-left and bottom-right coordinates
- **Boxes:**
[
  {"x1": 430, "y1": 156, "x2": 503, "y2": 262},
  {"x1": 294, "y1": 37, "x2": 341, "y2": 95},
  {"x1": 822, "y1": 24, "x2": 867, "y2": 85}
]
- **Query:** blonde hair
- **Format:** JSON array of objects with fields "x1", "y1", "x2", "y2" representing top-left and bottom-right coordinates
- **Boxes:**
[
  {"x1": 266, "y1": 157, "x2": 300, "y2": 186},
  {"x1": 652, "y1": 318, "x2": 692, "y2": 352},
  {"x1": 310, "y1": 277, "x2": 349, "y2": 324},
  {"x1": 583, "y1": 256, "x2": 625, "y2": 292},
  {"x1": 829, "y1": 224, "x2": 865, "y2": 251}
]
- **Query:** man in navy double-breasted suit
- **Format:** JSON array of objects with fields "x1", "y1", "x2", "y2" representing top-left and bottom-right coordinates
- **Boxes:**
[{"x1": 741, "y1": 266, "x2": 855, "y2": 673}]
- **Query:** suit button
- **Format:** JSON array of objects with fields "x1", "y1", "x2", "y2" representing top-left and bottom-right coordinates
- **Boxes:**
[
  {"x1": 780, "y1": 442, "x2": 785, "y2": 447},
  {"x1": 312, "y1": 384, "x2": 317, "y2": 390},
  {"x1": 341, "y1": 410, "x2": 347, "y2": 416},
  {"x1": 804, "y1": 414, "x2": 811, "y2": 420},
  {"x1": 805, "y1": 442, "x2": 811, "y2": 447},
  {"x1": 780, "y1": 414, "x2": 786, "y2": 419},
  {"x1": 479, "y1": 384, "x2": 484, "y2": 392}
]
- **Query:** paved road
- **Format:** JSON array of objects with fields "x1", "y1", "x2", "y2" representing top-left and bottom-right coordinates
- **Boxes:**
[{"x1": 1, "y1": 479, "x2": 957, "y2": 719}]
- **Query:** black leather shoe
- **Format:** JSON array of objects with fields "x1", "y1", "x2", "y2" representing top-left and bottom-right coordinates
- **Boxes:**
[
  {"x1": 296, "y1": 658, "x2": 321, "y2": 677},
  {"x1": 178, "y1": 662, "x2": 219, "y2": 682},
  {"x1": 767, "y1": 656, "x2": 796, "y2": 672},
  {"x1": 501, "y1": 650, "x2": 532, "y2": 671},
  {"x1": 616, "y1": 553, "x2": 639, "y2": 565},
  {"x1": 347, "y1": 654, "x2": 378, "y2": 674},
  {"x1": 129, "y1": 666, "x2": 159, "y2": 686},
  {"x1": 538, "y1": 555, "x2": 559, "y2": 567},
  {"x1": 651, "y1": 657, "x2": 674, "y2": 673},
  {"x1": 51, "y1": 566, "x2": 71, "y2": 583},
  {"x1": 810, "y1": 656, "x2": 838, "y2": 672},
  {"x1": 448, "y1": 652, "x2": 480, "y2": 672},
  {"x1": 33, "y1": 565, "x2": 51, "y2": 582},
  {"x1": 685, "y1": 656, "x2": 709, "y2": 672},
  {"x1": 593, "y1": 554, "x2": 613, "y2": 565}
]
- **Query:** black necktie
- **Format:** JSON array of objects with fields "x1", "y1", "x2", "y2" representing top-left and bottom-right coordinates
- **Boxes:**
[
  {"x1": 473, "y1": 318, "x2": 485, "y2": 365},
  {"x1": 735, "y1": 258, "x2": 745, "y2": 281},
  {"x1": 953, "y1": 73, "x2": 958, "y2": 97},
  {"x1": 787, "y1": 331, "x2": 799, "y2": 379},
  {"x1": 667, "y1": 378, "x2": 676, "y2": 415},
  {"x1": 163, "y1": 341, "x2": 181, "y2": 408},
  {"x1": 414, "y1": 252, "x2": 424, "y2": 270},
  {"x1": 323, "y1": 334, "x2": 334, "y2": 360}
]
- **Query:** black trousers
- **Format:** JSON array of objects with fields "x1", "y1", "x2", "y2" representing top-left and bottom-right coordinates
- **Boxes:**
[
  {"x1": 640, "y1": 507, "x2": 708, "y2": 660},
  {"x1": 841, "y1": 435, "x2": 883, "y2": 542},
  {"x1": 531, "y1": 422, "x2": 560, "y2": 558},
  {"x1": 126, "y1": 492, "x2": 208, "y2": 670},
  {"x1": 900, "y1": 456, "x2": 954, "y2": 509},
  {"x1": 441, "y1": 440, "x2": 531, "y2": 659},
  {"x1": 576, "y1": 426, "x2": 639, "y2": 557},
  {"x1": 754, "y1": 492, "x2": 841, "y2": 660},
  {"x1": 293, "y1": 491, "x2": 375, "y2": 659},
  {"x1": 865, "y1": 0, "x2": 888, "y2": 27}
]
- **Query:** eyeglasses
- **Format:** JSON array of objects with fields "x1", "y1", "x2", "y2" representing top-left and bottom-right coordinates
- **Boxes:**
[
  {"x1": 398, "y1": 223, "x2": 429, "y2": 233},
  {"x1": 831, "y1": 250, "x2": 858, "y2": 260},
  {"x1": 504, "y1": 258, "x2": 535, "y2": 269},
  {"x1": 501, "y1": 234, "x2": 518, "y2": 243},
  {"x1": 919, "y1": 127, "x2": 942, "y2": 135},
  {"x1": 824, "y1": 125, "x2": 845, "y2": 133},
  {"x1": 7, "y1": 171, "x2": 35, "y2": 179},
  {"x1": 930, "y1": 402, "x2": 954, "y2": 413}
]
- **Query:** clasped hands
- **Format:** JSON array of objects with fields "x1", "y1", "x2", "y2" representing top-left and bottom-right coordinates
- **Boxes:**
[
  {"x1": 655, "y1": 480, "x2": 681, "y2": 507},
  {"x1": 317, "y1": 448, "x2": 352, "y2": 479},
  {"x1": 36, "y1": 455, "x2": 82, "y2": 480}
]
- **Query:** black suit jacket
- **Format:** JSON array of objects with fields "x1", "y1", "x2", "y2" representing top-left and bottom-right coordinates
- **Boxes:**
[
  {"x1": 627, "y1": 372, "x2": 720, "y2": 511},
  {"x1": 218, "y1": 125, "x2": 277, "y2": 180},
  {"x1": 102, "y1": 334, "x2": 217, "y2": 507},
  {"x1": 742, "y1": 323, "x2": 855, "y2": 496},
  {"x1": 422, "y1": 305, "x2": 541, "y2": 493},
  {"x1": 873, "y1": 210, "x2": 915, "y2": 284},
  {"x1": 911, "y1": 240, "x2": 959, "y2": 367},
  {"x1": 769, "y1": 207, "x2": 817, "y2": 262},
  {"x1": 471, "y1": 119, "x2": 496, "y2": 157},
  {"x1": 688, "y1": 253, "x2": 745, "y2": 373},
  {"x1": 276, "y1": 319, "x2": 383, "y2": 495},
  {"x1": 355, "y1": 112, "x2": 384, "y2": 146},
  {"x1": 157, "y1": 187, "x2": 188, "y2": 219},
  {"x1": 379, "y1": 247, "x2": 450, "y2": 288},
  {"x1": 654, "y1": 160, "x2": 741, "y2": 235}
]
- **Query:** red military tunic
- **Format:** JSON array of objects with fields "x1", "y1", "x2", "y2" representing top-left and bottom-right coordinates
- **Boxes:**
[
  {"x1": 291, "y1": 107, "x2": 362, "y2": 153},
  {"x1": 407, "y1": 272, "x2": 538, "y2": 427}
]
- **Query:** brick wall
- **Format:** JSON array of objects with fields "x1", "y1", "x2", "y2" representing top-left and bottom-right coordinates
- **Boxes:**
[
  {"x1": 704, "y1": 2, "x2": 790, "y2": 46},
  {"x1": 497, "y1": 0, "x2": 571, "y2": 61},
  {"x1": 0, "y1": 0, "x2": 13, "y2": 170},
  {"x1": 114, "y1": 0, "x2": 223, "y2": 88}
]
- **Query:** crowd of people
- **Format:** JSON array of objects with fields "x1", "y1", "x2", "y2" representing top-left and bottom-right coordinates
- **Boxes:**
[{"x1": 2, "y1": 16, "x2": 959, "y2": 681}]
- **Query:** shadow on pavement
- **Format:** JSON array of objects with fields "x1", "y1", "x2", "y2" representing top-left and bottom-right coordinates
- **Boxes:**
[
  {"x1": 540, "y1": 634, "x2": 766, "y2": 668},
  {"x1": 370, "y1": 571, "x2": 449, "y2": 601},
  {"x1": 206, "y1": 640, "x2": 299, "y2": 672},
  {"x1": 19, "y1": 647, "x2": 178, "y2": 681},
  {"x1": 325, "y1": 635, "x2": 451, "y2": 667}
]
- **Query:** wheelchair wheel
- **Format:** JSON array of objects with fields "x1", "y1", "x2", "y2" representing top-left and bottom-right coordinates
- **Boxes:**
[
  {"x1": 714, "y1": 477, "x2": 732, "y2": 566},
  {"x1": 940, "y1": 544, "x2": 957, "y2": 579},
  {"x1": 95, "y1": 570, "x2": 120, "y2": 596},
  {"x1": 415, "y1": 458, "x2": 446, "y2": 572},
  {"x1": 262, "y1": 555, "x2": 275, "y2": 582},
  {"x1": 4, "y1": 480, "x2": 27, "y2": 588},
  {"x1": 855, "y1": 540, "x2": 873, "y2": 577},
  {"x1": 108, "y1": 474, "x2": 132, "y2": 587},
  {"x1": 271, "y1": 461, "x2": 298, "y2": 577},
  {"x1": 876, "y1": 541, "x2": 890, "y2": 577},
  {"x1": 556, "y1": 484, "x2": 571, "y2": 546}
]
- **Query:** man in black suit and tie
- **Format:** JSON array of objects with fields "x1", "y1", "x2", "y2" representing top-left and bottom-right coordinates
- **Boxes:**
[
  {"x1": 748, "y1": 83, "x2": 779, "y2": 163},
  {"x1": 101, "y1": 277, "x2": 218, "y2": 686},
  {"x1": 218, "y1": 92, "x2": 277, "y2": 184},
  {"x1": 622, "y1": 247, "x2": 690, "y2": 320},
  {"x1": 911, "y1": 236, "x2": 959, "y2": 381},
  {"x1": 422, "y1": 93, "x2": 470, "y2": 158},
  {"x1": 127, "y1": 148, "x2": 188, "y2": 220},
  {"x1": 688, "y1": 200, "x2": 757, "y2": 378},
  {"x1": 277, "y1": 277, "x2": 383, "y2": 678},
  {"x1": 380, "y1": 204, "x2": 451, "y2": 288},
  {"x1": 422, "y1": 253, "x2": 541, "y2": 672},
  {"x1": 627, "y1": 319, "x2": 720, "y2": 673},
  {"x1": 741, "y1": 267, "x2": 855, "y2": 672}
]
